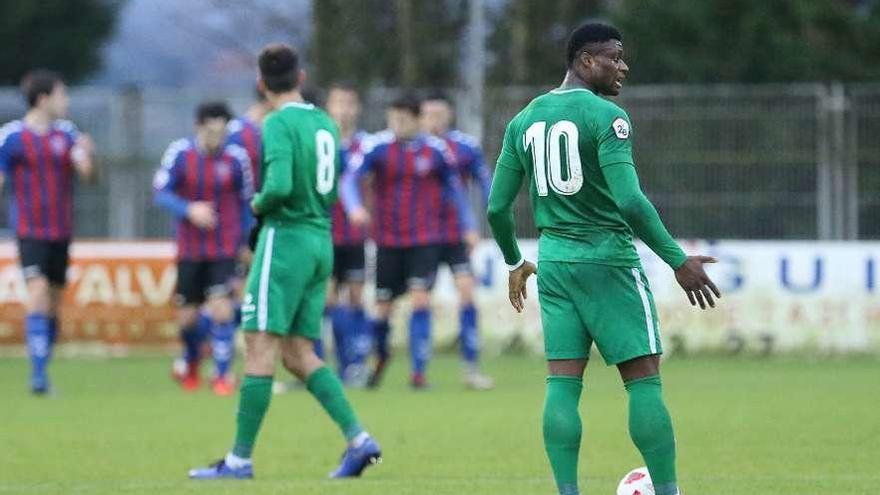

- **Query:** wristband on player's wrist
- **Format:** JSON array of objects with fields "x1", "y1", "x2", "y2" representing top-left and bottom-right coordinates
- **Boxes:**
[{"x1": 507, "y1": 258, "x2": 525, "y2": 271}]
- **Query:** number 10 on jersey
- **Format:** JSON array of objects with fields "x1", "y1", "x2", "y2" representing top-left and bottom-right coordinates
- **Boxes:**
[{"x1": 524, "y1": 120, "x2": 583, "y2": 196}]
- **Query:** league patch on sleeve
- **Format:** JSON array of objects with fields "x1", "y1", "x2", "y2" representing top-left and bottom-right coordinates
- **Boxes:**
[{"x1": 612, "y1": 118, "x2": 630, "y2": 139}]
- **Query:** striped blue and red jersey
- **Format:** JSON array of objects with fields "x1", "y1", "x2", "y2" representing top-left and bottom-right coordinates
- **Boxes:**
[
  {"x1": 153, "y1": 139, "x2": 254, "y2": 261},
  {"x1": 226, "y1": 117, "x2": 261, "y2": 189},
  {"x1": 331, "y1": 131, "x2": 370, "y2": 246},
  {"x1": 340, "y1": 132, "x2": 475, "y2": 248},
  {"x1": 438, "y1": 130, "x2": 491, "y2": 243},
  {"x1": 0, "y1": 120, "x2": 79, "y2": 240}
]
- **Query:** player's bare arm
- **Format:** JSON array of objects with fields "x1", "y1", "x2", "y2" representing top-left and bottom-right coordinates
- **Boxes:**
[{"x1": 72, "y1": 133, "x2": 96, "y2": 182}]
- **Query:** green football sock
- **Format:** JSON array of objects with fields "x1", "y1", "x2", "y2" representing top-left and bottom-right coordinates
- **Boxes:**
[
  {"x1": 543, "y1": 375, "x2": 583, "y2": 495},
  {"x1": 232, "y1": 374, "x2": 274, "y2": 459},
  {"x1": 625, "y1": 375, "x2": 678, "y2": 495},
  {"x1": 306, "y1": 366, "x2": 363, "y2": 441}
]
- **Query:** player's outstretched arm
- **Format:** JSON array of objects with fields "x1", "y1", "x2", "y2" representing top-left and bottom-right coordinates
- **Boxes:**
[
  {"x1": 602, "y1": 163, "x2": 720, "y2": 309},
  {"x1": 597, "y1": 108, "x2": 719, "y2": 309}
]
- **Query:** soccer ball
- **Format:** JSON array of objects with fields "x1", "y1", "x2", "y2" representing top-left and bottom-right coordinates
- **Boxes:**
[{"x1": 616, "y1": 467, "x2": 654, "y2": 495}]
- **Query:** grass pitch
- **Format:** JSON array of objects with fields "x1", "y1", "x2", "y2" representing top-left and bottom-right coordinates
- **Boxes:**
[{"x1": 0, "y1": 353, "x2": 877, "y2": 494}]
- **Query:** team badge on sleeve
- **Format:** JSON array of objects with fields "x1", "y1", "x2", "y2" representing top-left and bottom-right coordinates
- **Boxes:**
[{"x1": 612, "y1": 117, "x2": 630, "y2": 139}]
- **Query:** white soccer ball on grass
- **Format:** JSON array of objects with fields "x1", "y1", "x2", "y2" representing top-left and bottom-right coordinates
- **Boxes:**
[{"x1": 616, "y1": 467, "x2": 654, "y2": 495}]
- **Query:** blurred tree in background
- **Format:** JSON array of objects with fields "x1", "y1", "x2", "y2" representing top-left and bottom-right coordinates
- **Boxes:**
[
  {"x1": 487, "y1": 0, "x2": 603, "y2": 85},
  {"x1": 484, "y1": 0, "x2": 880, "y2": 86},
  {"x1": 614, "y1": 0, "x2": 880, "y2": 83},
  {"x1": 311, "y1": 0, "x2": 466, "y2": 88},
  {"x1": 0, "y1": 0, "x2": 120, "y2": 85}
]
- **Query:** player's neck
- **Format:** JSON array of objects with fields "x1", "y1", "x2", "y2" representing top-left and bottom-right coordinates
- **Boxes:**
[
  {"x1": 269, "y1": 90, "x2": 306, "y2": 110},
  {"x1": 23, "y1": 109, "x2": 53, "y2": 134},
  {"x1": 558, "y1": 71, "x2": 595, "y2": 94},
  {"x1": 195, "y1": 137, "x2": 221, "y2": 156},
  {"x1": 338, "y1": 125, "x2": 356, "y2": 141},
  {"x1": 245, "y1": 104, "x2": 267, "y2": 124}
]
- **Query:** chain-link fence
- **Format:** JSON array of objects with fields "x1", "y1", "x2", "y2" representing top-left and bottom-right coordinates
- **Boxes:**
[
  {"x1": 852, "y1": 84, "x2": 880, "y2": 239},
  {"x1": 0, "y1": 83, "x2": 874, "y2": 240}
]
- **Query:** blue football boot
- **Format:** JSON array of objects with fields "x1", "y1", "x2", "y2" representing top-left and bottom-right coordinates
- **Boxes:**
[
  {"x1": 329, "y1": 437, "x2": 382, "y2": 478},
  {"x1": 30, "y1": 372, "x2": 50, "y2": 396},
  {"x1": 189, "y1": 458, "x2": 253, "y2": 480}
]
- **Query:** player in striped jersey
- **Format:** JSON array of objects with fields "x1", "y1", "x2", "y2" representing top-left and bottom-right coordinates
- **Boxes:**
[
  {"x1": 226, "y1": 88, "x2": 269, "y2": 191},
  {"x1": 225, "y1": 89, "x2": 270, "y2": 346},
  {"x1": 341, "y1": 94, "x2": 477, "y2": 389},
  {"x1": 0, "y1": 70, "x2": 96, "y2": 394},
  {"x1": 325, "y1": 83, "x2": 372, "y2": 386},
  {"x1": 153, "y1": 102, "x2": 254, "y2": 395},
  {"x1": 421, "y1": 93, "x2": 495, "y2": 390}
]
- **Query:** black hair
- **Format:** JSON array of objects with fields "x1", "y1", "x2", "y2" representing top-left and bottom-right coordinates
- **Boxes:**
[
  {"x1": 258, "y1": 43, "x2": 300, "y2": 93},
  {"x1": 423, "y1": 89, "x2": 452, "y2": 105},
  {"x1": 20, "y1": 69, "x2": 63, "y2": 108},
  {"x1": 389, "y1": 92, "x2": 421, "y2": 116},
  {"x1": 195, "y1": 101, "x2": 232, "y2": 124},
  {"x1": 566, "y1": 22, "x2": 622, "y2": 67}
]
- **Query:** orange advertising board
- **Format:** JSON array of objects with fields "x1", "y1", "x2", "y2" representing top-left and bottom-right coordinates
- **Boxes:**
[{"x1": 0, "y1": 242, "x2": 179, "y2": 345}]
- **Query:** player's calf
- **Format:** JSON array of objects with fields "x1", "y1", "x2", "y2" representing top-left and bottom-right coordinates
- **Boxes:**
[
  {"x1": 408, "y1": 289, "x2": 433, "y2": 389},
  {"x1": 207, "y1": 291, "x2": 238, "y2": 394},
  {"x1": 24, "y1": 276, "x2": 53, "y2": 394},
  {"x1": 174, "y1": 309, "x2": 209, "y2": 391},
  {"x1": 367, "y1": 302, "x2": 393, "y2": 389},
  {"x1": 624, "y1": 373, "x2": 679, "y2": 495}
]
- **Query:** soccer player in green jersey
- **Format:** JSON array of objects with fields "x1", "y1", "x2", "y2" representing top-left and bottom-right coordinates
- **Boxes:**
[
  {"x1": 189, "y1": 43, "x2": 381, "y2": 480},
  {"x1": 487, "y1": 23, "x2": 720, "y2": 495}
]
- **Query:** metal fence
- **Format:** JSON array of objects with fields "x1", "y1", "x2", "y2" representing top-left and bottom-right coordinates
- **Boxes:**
[{"x1": 0, "y1": 83, "x2": 876, "y2": 240}]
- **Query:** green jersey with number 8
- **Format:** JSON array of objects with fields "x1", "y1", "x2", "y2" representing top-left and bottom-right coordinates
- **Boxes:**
[
  {"x1": 252, "y1": 101, "x2": 339, "y2": 229},
  {"x1": 242, "y1": 100, "x2": 339, "y2": 337},
  {"x1": 495, "y1": 87, "x2": 641, "y2": 267}
]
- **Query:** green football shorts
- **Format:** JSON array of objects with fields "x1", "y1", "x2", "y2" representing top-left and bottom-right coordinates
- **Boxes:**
[
  {"x1": 537, "y1": 261, "x2": 662, "y2": 364},
  {"x1": 240, "y1": 224, "x2": 332, "y2": 340}
]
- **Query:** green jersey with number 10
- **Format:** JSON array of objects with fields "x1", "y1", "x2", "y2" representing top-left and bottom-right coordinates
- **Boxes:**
[
  {"x1": 495, "y1": 88, "x2": 642, "y2": 267},
  {"x1": 252, "y1": 101, "x2": 339, "y2": 230}
]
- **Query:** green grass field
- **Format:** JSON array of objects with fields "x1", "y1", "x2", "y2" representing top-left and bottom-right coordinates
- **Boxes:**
[{"x1": 1, "y1": 354, "x2": 877, "y2": 494}]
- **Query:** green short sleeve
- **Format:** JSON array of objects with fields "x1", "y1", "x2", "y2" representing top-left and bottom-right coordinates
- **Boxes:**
[{"x1": 596, "y1": 105, "x2": 634, "y2": 168}]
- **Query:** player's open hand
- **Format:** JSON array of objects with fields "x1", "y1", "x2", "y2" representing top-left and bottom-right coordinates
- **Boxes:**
[
  {"x1": 674, "y1": 255, "x2": 721, "y2": 309},
  {"x1": 349, "y1": 207, "x2": 371, "y2": 227},
  {"x1": 508, "y1": 261, "x2": 537, "y2": 313},
  {"x1": 187, "y1": 201, "x2": 217, "y2": 230}
]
